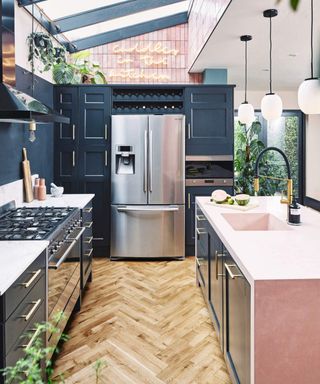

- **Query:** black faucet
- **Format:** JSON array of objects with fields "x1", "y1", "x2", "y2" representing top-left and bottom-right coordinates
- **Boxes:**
[{"x1": 254, "y1": 146, "x2": 293, "y2": 205}]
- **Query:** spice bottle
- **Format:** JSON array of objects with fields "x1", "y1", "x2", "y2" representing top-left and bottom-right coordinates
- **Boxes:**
[
  {"x1": 38, "y1": 178, "x2": 47, "y2": 201},
  {"x1": 288, "y1": 196, "x2": 301, "y2": 225},
  {"x1": 33, "y1": 178, "x2": 40, "y2": 200}
]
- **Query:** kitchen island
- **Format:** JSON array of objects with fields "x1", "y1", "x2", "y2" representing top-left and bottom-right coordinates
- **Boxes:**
[{"x1": 196, "y1": 196, "x2": 320, "y2": 384}]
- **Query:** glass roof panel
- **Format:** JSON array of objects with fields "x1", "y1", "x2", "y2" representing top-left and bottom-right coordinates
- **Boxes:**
[
  {"x1": 37, "y1": 0, "x2": 129, "y2": 20},
  {"x1": 62, "y1": 1, "x2": 189, "y2": 41}
]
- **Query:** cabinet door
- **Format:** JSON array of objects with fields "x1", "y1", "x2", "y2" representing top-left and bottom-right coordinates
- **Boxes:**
[
  {"x1": 78, "y1": 87, "x2": 111, "y2": 256},
  {"x1": 185, "y1": 86, "x2": 234, "y2": 155},
  {"x1": 54, "y1": 87, "x2": 79, "y2": 193},
  {"x1": 224, "y1": 249, "x2": 250, "y2": 384},
  {"x1": 186, "y1": 186, "x2": 233, "y2": 255},
  {"x1": 209, "y1": 226, "x2": 223, "y2": 341}
]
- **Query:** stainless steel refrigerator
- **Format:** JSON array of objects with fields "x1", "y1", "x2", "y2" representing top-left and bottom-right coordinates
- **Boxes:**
[{"x1": 110, "y1": 114, "x2": 185, "y2": 260}]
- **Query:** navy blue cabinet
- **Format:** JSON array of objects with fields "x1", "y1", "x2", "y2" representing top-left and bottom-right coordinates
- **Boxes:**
[
  {"x1": 186, "y1": 186, "x2": 233, "y2": 256},
  {"x1": 184, "y1": 86, "x2": 235, "y2": 156},
  {"x1": 54, "y1": 86, "x2": 111, "y2": 257}
]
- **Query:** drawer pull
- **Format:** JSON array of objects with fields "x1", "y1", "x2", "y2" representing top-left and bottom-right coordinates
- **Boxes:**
[
  {"x1": 196, "y1": 214, "x2": 206, "y2": 221},
  {"x1": 187, "y1": 193, "x2": 191, "y2": 209},
  {"x1": 20, "y1": 269, "x2": 42, "y2": 288},
  {"x1": 84, "y1": 236, "x2": 93, "y2": 244},
  {"x1": 215, "y1": 251, "x2": 225, "y2": 280},
  {"x1": 84, "y1": 207, "x2": 93, "y2": 213},
  {"x1": 196, "y1": 228, "x2": 206, "y2": 235},
  {"x1": 84, "y1": 248, "x2": 93, "y2": 257},
  {"x1": 84, "y1": 221, "x2": 93, "y2": 228},
  {"x1": 20, "y1": 299, "x2": 41, "y2": 322},
  {"x1": 224, "y1": 263, "x2": 243, "y2": 279},
  {"x1": 19, "y1": 327, "x2": 40, "y2": 350}
]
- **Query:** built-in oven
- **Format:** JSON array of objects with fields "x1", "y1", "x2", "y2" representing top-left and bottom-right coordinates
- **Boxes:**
[
  {"x1": 186, "y1": 155, "x2": 234, "y2": 187},
  {"x1": 47, "y1": 212, "x2": 85, "y2": 355}
]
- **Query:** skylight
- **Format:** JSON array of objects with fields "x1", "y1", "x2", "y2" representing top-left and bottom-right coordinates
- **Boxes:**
[
  {"x1": 62, "y1": 2, "x2": 189, "y2": 42},
  {"x1": 37, "y1": 0, "x2": 129, "y2": 20}
]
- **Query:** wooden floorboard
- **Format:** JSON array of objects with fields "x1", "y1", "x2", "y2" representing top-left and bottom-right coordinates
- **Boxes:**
[{"x1": 53, "y1": 257, "x2": 231, "y2": 384}]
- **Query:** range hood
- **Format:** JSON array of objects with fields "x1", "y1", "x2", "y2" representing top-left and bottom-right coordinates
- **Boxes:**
[{"x1": 0, "y1": 0, "x2": 70, "y2": 125}]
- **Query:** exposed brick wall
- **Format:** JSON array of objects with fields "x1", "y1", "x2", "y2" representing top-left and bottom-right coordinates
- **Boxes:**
[
  {"x1": 90, "y1": 24, "x2": 202, "y2": 84},
  {"x1": 188, "y1": 0, "x2": 231, "y2": 70}
]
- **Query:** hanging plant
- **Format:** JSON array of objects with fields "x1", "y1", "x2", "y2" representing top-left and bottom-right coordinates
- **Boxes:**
[{"x1": 27, "y1": 32, "x2": 67, "y2": 72}]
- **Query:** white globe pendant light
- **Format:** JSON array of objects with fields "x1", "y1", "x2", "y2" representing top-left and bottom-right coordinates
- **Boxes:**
[
  {"x1": 298, "y1": 0, "x2": 320, "y2": 114},
  {"x1": 238, "y1": 35, "x2": 255, "y2": 127},
  {"x1": 261, "y1": 9, "x2": 283, "y2": 122}
]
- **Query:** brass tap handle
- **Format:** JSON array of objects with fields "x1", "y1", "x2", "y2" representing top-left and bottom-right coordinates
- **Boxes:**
[
  {"x1": 254, "y1": 177, "x2": 259, "y2": 193},
  {"x1": 280, "y1": 179, "x2": 293, "y2": 205}
]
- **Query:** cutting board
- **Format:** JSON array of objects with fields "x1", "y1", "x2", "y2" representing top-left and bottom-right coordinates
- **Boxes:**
[
  {"x1": 207, "y1": 200, "x2": 259, "y2": 211},
  {"x1": 22, "y1": 147, "x2": 34, "y2": 203}
]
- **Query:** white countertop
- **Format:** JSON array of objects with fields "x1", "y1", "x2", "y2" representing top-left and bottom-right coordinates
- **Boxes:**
[
  {"x1": 0, "y1": 241, "x2": 48, "y2": 295},
  {"x1": 196, "y1": 196, "x2": 320, "y2": 283},
  {"x1": 18, "y1": 194, "x2": 95, "y2": 209}
]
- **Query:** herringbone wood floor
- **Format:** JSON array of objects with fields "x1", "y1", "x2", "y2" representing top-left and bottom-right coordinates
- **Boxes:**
[{"x1": 53, "y1": 257, "x2": 231, "y2": 384}]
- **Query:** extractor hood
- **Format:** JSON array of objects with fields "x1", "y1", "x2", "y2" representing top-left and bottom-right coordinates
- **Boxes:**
[{"x1": 0, "y1": 0, "x2": 70, "y2": 125}]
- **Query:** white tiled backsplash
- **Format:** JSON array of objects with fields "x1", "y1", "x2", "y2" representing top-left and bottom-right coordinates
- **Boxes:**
[{"x1": 0, "y1": 175, "x2": 38, "y2": 207}]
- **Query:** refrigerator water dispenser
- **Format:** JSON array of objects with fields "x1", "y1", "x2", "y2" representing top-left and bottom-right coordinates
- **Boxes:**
[{"x1": 116, "y1": 146, "x2": 135, "y2": 174}]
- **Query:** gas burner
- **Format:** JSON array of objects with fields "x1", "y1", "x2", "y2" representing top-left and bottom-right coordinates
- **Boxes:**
[{"x1": 0, "y1": 206, "x2": 75, "y2": 241}]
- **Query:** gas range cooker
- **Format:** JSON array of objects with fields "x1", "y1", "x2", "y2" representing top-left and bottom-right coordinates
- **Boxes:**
[{"x1": 0, "y1": 205, "x2": 75, "y2": 240}]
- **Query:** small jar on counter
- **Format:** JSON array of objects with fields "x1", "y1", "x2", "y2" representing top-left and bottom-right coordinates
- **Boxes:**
[
  {"x1": 38, "y1": 178, "x2": 47, "y2": 201},
  {"x1": 33, "y1": 178, "x2": 40, "y2": 199}
]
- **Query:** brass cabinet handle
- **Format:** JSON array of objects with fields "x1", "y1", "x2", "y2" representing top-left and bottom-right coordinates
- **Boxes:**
[
  {"x1": 19, "y1": 327, "x2": 40, "y2": 350},
  {"x1": 84, "y1": 221, "x2": 93, "y2": 228},
  {"x1": 84, "y1": 207, "x2": 93, "y2": 213},
  {"x1": 84, "y1": 248, "x2": 93, "y2": 257},
  {"x1": 196, "y1": 228, "x2": 206, "y2": 235},
  {"x1": 224, "y1": 263, "x2": 243, "y2": 279},
  {"x1": 20, "y1": 269, "x2": 42, "y2": 288},
  {"x1": 20, "y1": 299, "x2": 41, "y2": 322},
  {"x1": 72, "y1": 124, "x2": 76, "y2": 140},
  {"x1": 84, "y1": 236, "x2": 93, "y2": 244},
  {"x1": 188, "y1": 193, "x2": 191, "y2": 209}
]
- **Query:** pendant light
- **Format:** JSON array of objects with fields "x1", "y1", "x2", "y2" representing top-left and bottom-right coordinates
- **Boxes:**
[
  {"x1": 298, "y1": 0, "x2": 320, "y2": 114},
  {"x1": 238, "y1": 35, "x2": 255, "y2": 127},
  {"x1": 261, "y1": 9, "x2": 283, "y2": 121}
]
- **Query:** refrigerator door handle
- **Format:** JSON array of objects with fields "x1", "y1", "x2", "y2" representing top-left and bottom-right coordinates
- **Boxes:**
[
  {"x1": 117, "y1": 205, "x2": 179, "y2": 212},
  {"x1": 144, "y1": 130, "x2": 148, "y2": 193},
  {"x1": 149, "y1": 129, "x2": 153, "y2": 192}
]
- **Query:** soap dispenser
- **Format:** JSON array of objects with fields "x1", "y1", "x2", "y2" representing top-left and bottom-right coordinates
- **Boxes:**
[{"x1": 288, "y1": 196, "x2": 301, "y2": 225}]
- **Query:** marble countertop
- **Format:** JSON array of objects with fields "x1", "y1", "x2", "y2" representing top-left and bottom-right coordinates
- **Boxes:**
[
  {"x1": 196, "y1": 196, "x2": 320, "y2": 283},
  {"x1": 18, "y1": 194, "x2": 95, "y2": 209},
  {"x1": 0, "y1": 241, "x2": 48, "y2": 295}
]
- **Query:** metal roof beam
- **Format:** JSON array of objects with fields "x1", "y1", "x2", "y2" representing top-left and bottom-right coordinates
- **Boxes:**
[
  {"x1": 18, "y1": 0, "x2": 47, "y2": 6},
  {"x1": 53, "y1": 0, "x2": 185, "y2": 34},
  {"x1": 70, "y1": 12, "x2": 187, "y2": 52}
]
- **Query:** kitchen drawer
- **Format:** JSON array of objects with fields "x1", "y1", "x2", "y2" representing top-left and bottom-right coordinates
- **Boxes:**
[
  {"x1": 0, "y1": 251, "x2": 45, "y2": 322},
  {"x1": 5, "y1": 300, "x2": 45, "y2": 367},
  {"x1": 82, "y1": 202, "x2": 93, "y2": 228},
  {"x1": 5, "y1": 275, "x2": 45, "y2": 354}
]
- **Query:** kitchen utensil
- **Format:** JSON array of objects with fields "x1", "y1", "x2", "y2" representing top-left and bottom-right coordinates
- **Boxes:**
[
  {"x1": 50, "y1": 186, "x2": 64, "y2": 198},
  {"x1": 22, "y1": 148, "x2": 33, "y2": 203}
]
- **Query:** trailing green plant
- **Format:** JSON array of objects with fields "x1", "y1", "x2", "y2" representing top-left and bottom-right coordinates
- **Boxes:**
[
  {"x1": 234, "y1": 120, "x2": 286, "y2": 196},
  {"x1": 277, "y1": 0, "x2": 300, "y2": 11},
  {"x1": 52, "y1": 51, "x2": 107, "y2": 85},
  {"x1": 27, "y1": 32, "x2": 66, "y2": 72},
  {"x1": 1, "y1": 312, "x2": 67, "y2": 384}
]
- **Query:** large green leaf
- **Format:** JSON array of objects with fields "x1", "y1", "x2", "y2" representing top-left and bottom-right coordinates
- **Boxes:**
[{"x1": 52, "y1": 63, "x2": 75, "y2": 85}]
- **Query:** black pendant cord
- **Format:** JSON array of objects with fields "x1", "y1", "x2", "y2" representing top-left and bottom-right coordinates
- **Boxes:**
[
  {"x1": 244, "y1": 40, "x2": 248, "y2": 103},
  {"x1": 269, "y1": 15, "x2": 273, "y2": 94},
  {"x1": 311, "y1": 0, "x2": 314, "y2": 78},
  {"x1": 31, "y1": 3, "x2": 35, "y2": 98}
]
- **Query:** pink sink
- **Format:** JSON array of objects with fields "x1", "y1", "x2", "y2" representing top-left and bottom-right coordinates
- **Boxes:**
[{"x1": 221, "y1": 213, "x2": 291, "y2": 231}]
